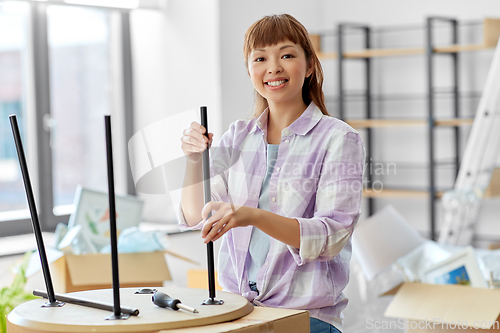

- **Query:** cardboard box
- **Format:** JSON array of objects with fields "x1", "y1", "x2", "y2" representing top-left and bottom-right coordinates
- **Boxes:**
[
  {"x1": 485, "y1": 167, "x2": 500, "y2": 198},
  {"x1": 187, "y1": 269, "x2": 223, "y2": 291},
  {"x1": 28, "y1": 249, "x2": 171, "y2": 293},
  {"x1": 489, "y1": 242, "x2": 500, "y2": 250},
  {"x1": 158, "y1": 306, "x2": 310, "y2": 333},
  {"x1": 384, "y1": 282, "x2": 500, "y2": 332}
]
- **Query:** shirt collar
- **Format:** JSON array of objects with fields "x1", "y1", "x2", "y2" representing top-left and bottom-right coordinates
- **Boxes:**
[
  {"x1": 288, "y1": 102, "x2": 322, "y2": 136},
  {"x1": 251, "y1": 101, "x2": 323, "y2": 136},
  {"x1": 250, "y1": 108, "x2": 269, "y2": 134}
]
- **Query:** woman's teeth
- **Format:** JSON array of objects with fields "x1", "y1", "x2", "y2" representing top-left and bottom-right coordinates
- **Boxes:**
[{"x1": 267, "y1": 80, "x2": 287, "y2": 86}]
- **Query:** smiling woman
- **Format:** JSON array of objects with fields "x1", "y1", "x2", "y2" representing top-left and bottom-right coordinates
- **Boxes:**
[{"x1": 179, "y1": 14, "x2": 363, "y2": 333}]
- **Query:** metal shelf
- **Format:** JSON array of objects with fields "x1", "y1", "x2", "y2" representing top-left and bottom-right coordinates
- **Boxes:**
[
  {"x1": 329, "y1": 17, "x2": 500, "y2": 240},
  {"x1": 346, "y1": 118, "x2": 473, "y2": 128},
  {"x1": 363, "y1": 188, "x2": 446, "y2": 199},
  {"x1": 317, "y1": 44, "x2": 491, "y2": 59}
]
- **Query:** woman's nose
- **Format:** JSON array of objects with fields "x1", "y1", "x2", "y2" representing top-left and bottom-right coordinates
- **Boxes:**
[
  {"x1": 268, "y1": 67, "x2": 282, "y2": 74},
  {"x1": 268, "y1": 61, "x2": 283, "y2": 74}
]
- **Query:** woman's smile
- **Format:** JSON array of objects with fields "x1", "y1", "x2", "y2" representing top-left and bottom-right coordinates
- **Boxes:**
[{"x1": 265, "y1": 78, "x2": 289, "y2": 89}]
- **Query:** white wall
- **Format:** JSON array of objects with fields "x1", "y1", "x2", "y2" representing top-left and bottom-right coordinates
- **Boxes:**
[
  {"x1": 319, "y1": 0, "x2": 500, "y2": 27},
  {"x1": 130, "y1": 0, "x2": 222, "y2": 223}
]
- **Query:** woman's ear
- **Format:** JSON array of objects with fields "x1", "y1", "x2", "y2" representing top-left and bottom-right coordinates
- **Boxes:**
[
  {"x1": 306, "y1": 67, "x2": 313, "y2": 78},
  {"x1": 305, "y1": 62, "x2": 314, "y2": 78}
]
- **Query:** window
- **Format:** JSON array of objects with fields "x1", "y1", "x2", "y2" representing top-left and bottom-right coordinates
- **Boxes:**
[
  {"x1": 47, "y1": 5, "x2": 116, "y2": 209},
  {"x1": 0, "y1": 0, "x2": 137, "y2": 237},
  {"x1": 0, "y1": 2, "x2": 31, "y2": 215}
]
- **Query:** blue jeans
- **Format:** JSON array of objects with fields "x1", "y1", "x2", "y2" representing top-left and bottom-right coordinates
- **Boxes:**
[{"x1": 310, "y1": 317, "x2": 341, "y2": 333}]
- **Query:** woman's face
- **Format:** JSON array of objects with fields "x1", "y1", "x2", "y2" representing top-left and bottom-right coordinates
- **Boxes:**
[{"x1": 248, "y1": 39, "x2": 312, "y2": 107}]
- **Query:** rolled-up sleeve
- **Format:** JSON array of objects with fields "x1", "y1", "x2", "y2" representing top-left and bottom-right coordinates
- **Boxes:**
[
  {"x1": 177, "y1": 204, "x2": 204, "y2": 230},
  {"x1": 288, "y1": 131, "x2": 365, "y2": 265}
]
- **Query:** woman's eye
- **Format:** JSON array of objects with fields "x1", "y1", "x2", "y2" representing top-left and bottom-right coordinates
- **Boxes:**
[
  {"x1": 255, "y1": 57, "x2": 265, "y2": 62},
  {"x1": 283, "y1": 54, "x2": 294, "y2": 59}
]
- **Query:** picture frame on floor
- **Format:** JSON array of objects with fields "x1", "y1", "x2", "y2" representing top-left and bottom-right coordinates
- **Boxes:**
[
  {"x1": 421, "y1": 246, "x2": 487, "y2": 288},
  {"x1": 68, "y1": 186, "x2": 144, "y2": 250}
]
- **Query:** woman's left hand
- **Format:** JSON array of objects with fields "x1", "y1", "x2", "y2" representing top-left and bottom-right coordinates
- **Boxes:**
[{"x1": 201, "y1": 201, "x2": 258, "y2": 243}]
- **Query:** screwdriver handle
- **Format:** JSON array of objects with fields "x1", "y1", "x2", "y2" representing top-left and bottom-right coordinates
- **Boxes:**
[{"x1": 152, "y1": 292, "x2": 181, "y2": 310}]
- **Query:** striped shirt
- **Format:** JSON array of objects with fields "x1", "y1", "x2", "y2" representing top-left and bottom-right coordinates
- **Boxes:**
[{"x1": 178, "y1": 102, "x2": 365, "y2": 331}]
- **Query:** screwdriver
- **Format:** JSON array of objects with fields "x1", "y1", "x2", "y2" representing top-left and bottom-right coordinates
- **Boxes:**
[{"x1": 152, "y1": 292, "x2": 199, "y2": 313}]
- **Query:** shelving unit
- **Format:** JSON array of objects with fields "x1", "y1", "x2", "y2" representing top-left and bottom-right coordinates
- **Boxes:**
[
  {"x1": 311, "y1": 17, "x2": 500, "y2": 240},
  {"x1": 362, "y1": 189, "x2": 446, "y2": 199},
  {"x1": 345, "y1": 118, "x2": 474, "y2": 128},
  {"x1": 311, "y1": 18, "x2": 500, "y2": 60},
  {"x1": 314, "y1": 44, "x2": 493, "y2": 59}
]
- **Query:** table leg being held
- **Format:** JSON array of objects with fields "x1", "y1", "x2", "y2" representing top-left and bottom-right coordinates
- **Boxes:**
[{"x1": 200, "y1": 106, "x2": 224, "y2": 306}]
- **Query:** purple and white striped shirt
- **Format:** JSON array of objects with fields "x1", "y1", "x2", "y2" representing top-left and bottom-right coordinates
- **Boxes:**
[{"x1": 179, "y1": 102, "x2": 365, "y2": 330}]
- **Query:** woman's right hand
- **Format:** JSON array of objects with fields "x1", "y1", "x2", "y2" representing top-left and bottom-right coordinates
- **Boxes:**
[{"x1": 181, "y1": 121, "x2": 213, "y2": 163}]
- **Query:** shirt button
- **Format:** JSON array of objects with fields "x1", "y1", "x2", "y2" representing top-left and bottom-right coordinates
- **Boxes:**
[
  {"x1": 276, "y1": 167, "x2": 280, "y2": 172},
  {"x1": 265, "y1": 262, "x2": 269, "y2": 266},
  {"x1": 285, "y1": 139, "x2": 290, "y2": 144},
  {"x1": 271, "y1": 197, "x2": 276, "y2": 202}
]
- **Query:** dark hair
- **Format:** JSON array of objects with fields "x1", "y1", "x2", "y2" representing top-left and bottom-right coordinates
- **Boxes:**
[{"x1": 243, "y1": 14, "x2": 328, "y2": 117}]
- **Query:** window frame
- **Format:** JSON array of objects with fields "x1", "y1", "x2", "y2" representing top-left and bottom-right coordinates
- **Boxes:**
[{"x1": 0, "y1": 0, "x2": 138, "y2": 237}]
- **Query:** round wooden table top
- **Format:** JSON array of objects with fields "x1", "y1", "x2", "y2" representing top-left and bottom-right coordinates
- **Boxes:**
[{"x1": 7, "y1": 287, "x2": 253, "y2": 332}]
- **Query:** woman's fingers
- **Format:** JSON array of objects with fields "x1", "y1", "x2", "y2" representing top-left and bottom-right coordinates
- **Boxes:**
[
  {"x1": 201, "y1": 220, "x2": 214, "y2": 237},
  {"x1": 181, "y1": 123, "x2": 213, "y2": 163},
  {"x1": 191, "y1": 122, "x2": 209, "y2": 144},
  {"x1": 207, "y1": 133, "x2": 213, "y2": 147},
  {"x1": 211, "y1": 218, "x2": 232, "y2": 242},
  {"x1": 201, "y1": 210, "x2": 226, "y2": 237},
  {"x1": 203, "y1": 217, "x2": 230, "y2": 243},
  {"x1": 182, "y1": 128, "x2": 207, "y2": 149},
  {"x1": 180, "y1": 122, "x2": 212, "y2": 156},
  {"x1": 201, "y1": 202, "x2": 230, "y2": 235},
  {"x1": 205, "y1": 209, "x2": 225, "y2": 226},
  {"x1": 192, "y1": 122, "x2": 205, "y2": 134},
  {"x1": 200, "y1": 204, "x2": 250, "y2": 243},
  {"x1": 201, "y1": 217, "x2": 224, "y2": 240},
  {"x1": 200, "y1": 201, "x2": 236, "y2": 240}
]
